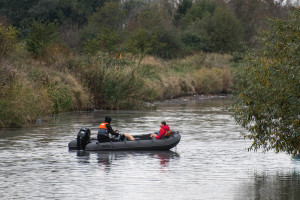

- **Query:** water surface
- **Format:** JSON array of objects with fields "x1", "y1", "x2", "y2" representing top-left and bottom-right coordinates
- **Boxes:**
[{"x1": 0, "y1": 97, "x2": 299, "y2": 200}]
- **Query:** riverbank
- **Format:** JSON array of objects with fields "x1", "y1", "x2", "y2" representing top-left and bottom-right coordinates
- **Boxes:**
[{"x1": 0, "y1": 51, "x2": 233, "y2": 127}]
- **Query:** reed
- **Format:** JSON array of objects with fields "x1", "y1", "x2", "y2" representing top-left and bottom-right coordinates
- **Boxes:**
[
  {"x1": 0, "y1": 51, "x2": 233, "y2": 127},
  {"x1": 138, "y1": 52, "x2": 232, "y2": 99}
]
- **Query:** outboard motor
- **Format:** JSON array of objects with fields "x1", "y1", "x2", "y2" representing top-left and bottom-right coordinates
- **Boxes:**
[{"x1": 77, "y1": 127, "x2": 91, "y2": 150}]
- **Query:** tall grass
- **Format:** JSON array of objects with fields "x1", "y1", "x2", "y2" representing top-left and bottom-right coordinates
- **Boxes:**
[
  {"x1": 0, "y1": 54, "x2": 90, "y2": 127},
  {"x1": 139, "y1": 52, "x2": 232, "y2": 99},
  {"x1": 0, "y1": 50, "x2": 233, "y2": 127},
  {"x1": 81, "y1": 54, "x2": 145, "y2": 109}
]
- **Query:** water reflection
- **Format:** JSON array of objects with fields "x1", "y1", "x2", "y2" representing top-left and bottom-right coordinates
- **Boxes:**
[
  {"x1": 236, "y1": 172, "x2": 300, "y2": 200},
  {"x1": 1, "y1": 97, "x2": 299, "y2": 200},
  {"x1": 71, "y1": 150, "x2": 180, "y2": 173},
  {"x1": 148, "y1": 151, "x2": 180, "y2": 169}
]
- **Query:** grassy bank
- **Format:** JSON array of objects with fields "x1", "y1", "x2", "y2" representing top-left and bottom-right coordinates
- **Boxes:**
[
  {"x1": 0, "y1": 51, "x2": 232, "y2": 127},
  {"x1": 139, "y1": 53, "x2": 232, "y2": 100}
]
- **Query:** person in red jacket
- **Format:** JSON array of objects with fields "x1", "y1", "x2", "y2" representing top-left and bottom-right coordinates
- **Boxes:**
[{"x1": 150, "y1": 121, "x2": 171, "y2": 139}]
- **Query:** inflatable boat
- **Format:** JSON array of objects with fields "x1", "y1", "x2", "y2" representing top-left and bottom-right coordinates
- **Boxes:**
[{"x1": 68, "y1": 128, "x2": 181, "y2": 151}]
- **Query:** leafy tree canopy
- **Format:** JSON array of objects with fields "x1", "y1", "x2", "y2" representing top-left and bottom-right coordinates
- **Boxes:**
[
  {"x1": 25, "y1": 19, "x2": 60, "y2": 58},
  {"x1": 231, "y1": 9, "x2": 300, "y2": 155}
]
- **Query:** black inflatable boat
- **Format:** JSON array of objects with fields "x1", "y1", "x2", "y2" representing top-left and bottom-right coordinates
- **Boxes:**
[{"x1": 68, "y1": 128, "x2": 181, "y2": 151}]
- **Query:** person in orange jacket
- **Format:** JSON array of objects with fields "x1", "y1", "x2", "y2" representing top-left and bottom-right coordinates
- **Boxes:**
[{"x1": 98, "y1": 116, "x2": 134, "y2": 142}]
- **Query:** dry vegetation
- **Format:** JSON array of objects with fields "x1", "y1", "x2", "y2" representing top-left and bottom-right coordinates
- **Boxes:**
[{"x1": 0, "y1": 50, "x2": 233, "y2": 127}]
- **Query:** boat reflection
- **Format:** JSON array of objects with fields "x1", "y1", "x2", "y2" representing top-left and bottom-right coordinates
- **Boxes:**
[
  {"x1": 96, "y1": 151, "x2": 179, "y2": 172},
  {"x1": 70, "y1": 150, "x2": 180, "y2": 172}
]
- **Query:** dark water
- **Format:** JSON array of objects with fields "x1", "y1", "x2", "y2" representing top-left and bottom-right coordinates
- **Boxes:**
[{"x1": 0, "y1": 97, "x2": 299, "y2": 200}]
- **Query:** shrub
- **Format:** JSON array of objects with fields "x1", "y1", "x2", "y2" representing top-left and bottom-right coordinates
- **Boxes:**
[
  {"x1": 0, "y1": 23, "x2": 19, "y2": 57},
  {"x1": 231, "y1": 9, "x2": 300, "y2": 155},
  {"x1": 81, "y1": 57, "x2": 145, "y2": 109},
  {"x1": 0, "y1": 80, "x2": 53, "y2": 127},
  {"x1": 48, "y1": 83, "x2": 73, "y2": 113},
  {"x1": 194, "y1": 67, "x2": 231, "y2": 94},
  {"x1": 198, "y1": 6, "x2": 244, "y2": 53},
  {"x1": 83, "y1": 28, "x2": 121, "y2": 55},
  {"x1": 25, "y1": 20, "x2": 60, "y2": 58}
]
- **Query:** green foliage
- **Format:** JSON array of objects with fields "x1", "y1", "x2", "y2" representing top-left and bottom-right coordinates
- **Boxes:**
[
  {"x1": 0, "y1": 80, "x2": 53, "y2": 127},
  {"x1": 151, "y1": 29, "x2": 182, "y2": 59},
  {"x1": 83, "y1": 28, "x2": 121, "y2": 55},
  {"x1": 82, "y1": 58, "x2": 145, "y2": 109},
  {"x1": 1, "y1": 0, "x2": 111, "y2": 28},
  {"x1": 127, "y1": 28, "x2": 164, "y2": 57},
  {"x1": 126, "y1": 3, "x2": 182, "y2": 59},
  {"x1": 48, "y1": 83, "x2": 73, "y2": 113},
  {"x1": 81, "y1": 1, "x2": 125, "y2": 41},
  {"x1": 227, "y1": 0, "x2": 289, "y2": 46},
  {"x1": 180, "y1": 24, "x2": 206, "y2": 52},
  {"x1": 198, "y1": 6, "x2": 244, "y2": 53},
  {"x1": 25, "y1": 20, "x2": 60, "y2": 58},
  {"x1": 0, "y1": 0, "x2": 39, "y2": 26},
  {"x1": 181, "y1": 0, "x2": 216, "y2": 27},
  {"x1": 180, "y1": 1, "x2": 243, "y2": 53},
  {"x1": 174, "y1": 0, "x2": 193, "y2": 23},
  {"x1": 231, "y1": 9, "x2": 300, "y2": 155},
  {"x1": 0, "y1": 23, "x2": 19, "y2": 57},
  {"x1": 27, "y1": 0, "x2": 109, "y2": 26}
]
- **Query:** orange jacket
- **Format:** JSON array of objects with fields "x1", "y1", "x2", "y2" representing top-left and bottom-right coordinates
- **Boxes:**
[{"x1": 98, "y1": 122, "x2": 108, "y2": 129}]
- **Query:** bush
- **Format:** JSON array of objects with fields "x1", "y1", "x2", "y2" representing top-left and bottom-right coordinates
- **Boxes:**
[
  {"x1": 231, "y1": 9, "x2": 300, "y2": 155},
  {"x1": 194, "y1": 67, "x2": 232, "y2": 94},
  {"x1": 0, "y1": 80, "x2": 53, "y2": 127},
  {"x1": 25, "y1": 20, "x2": 60, "y2": 58},
  {"x1": 48, "y1": 83, "x2": 73, "y2": 113},
  {"x1": 0, "y1": 23, "x2": 19, "y2": 57},
  {"x1": 80, "y1": 1, "x2": 125, "y2": 44},
  {"x1": 150, "y1": 29, "x2": 183, "y2": 59},
  {"x1": 180, "y1": 25, "x2": 207, "y2": 52},
  {"x1": 198, "y1": 6, "x2": 244, "y2": 53},
  {"x1": 81, "y1": 56, "x2": 145, "y2": 109},
  {"x1": 180, "y1": 0, "x2": 244, "y2": 53},
  {"x1": 83, "y1": 28, "x2": 121, "y2": 55}
]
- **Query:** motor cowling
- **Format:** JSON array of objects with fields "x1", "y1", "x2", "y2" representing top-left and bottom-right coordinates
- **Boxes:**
[{"x1": 77, "y1": 127, "x2": 91, "y2": 150}]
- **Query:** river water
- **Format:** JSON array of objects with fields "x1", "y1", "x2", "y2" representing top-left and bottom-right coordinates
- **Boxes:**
[{"x1": 0, "y1": 97, "x2": 299, "y2": 200}]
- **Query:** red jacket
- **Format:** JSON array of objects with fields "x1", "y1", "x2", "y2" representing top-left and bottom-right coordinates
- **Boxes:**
[{"x1": 156, "y1": 125, "x2": 170, "y2": 139}]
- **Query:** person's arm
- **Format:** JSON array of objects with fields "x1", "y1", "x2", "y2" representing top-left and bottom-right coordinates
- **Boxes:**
[
  {"x1": 156, "y1": 128, "x2": 166, "y2": 139},
  {"x1": 106, "y1": 124, "x2": 119, "y2": 135}
]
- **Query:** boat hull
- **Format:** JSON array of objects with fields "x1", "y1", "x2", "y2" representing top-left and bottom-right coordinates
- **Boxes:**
[{"x1": 68, "y1": 131, "x2": 181, "y2": 151}]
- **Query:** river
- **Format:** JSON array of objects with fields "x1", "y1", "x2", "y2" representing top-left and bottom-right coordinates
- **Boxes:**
[{"x1": 0, "y1": 96, "x2": 299, "y2": 200}]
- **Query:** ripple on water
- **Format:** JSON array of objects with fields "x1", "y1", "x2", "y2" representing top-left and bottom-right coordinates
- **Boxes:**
[{"x1": 0, "y1": 97, "x2": 299, "y2": 200}]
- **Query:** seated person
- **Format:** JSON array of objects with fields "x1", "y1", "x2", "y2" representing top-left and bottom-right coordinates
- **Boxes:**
[
  {"x1": 97, "y1": 116, "x2": 134, "y2": 143},
  {"x1": 150, "y1": 121, "x2": 171, "y2": 139}
]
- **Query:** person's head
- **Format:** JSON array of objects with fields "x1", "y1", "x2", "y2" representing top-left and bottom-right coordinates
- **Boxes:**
[
  {"x1": 160, "y1": 121, "x2": 166, "y2": 127},
  {"x1": 105, "y1": 116, "x2": 112, "y2": 124}
]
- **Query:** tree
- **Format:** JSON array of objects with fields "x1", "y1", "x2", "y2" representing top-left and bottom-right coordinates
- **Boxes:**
[
  {"x1": 125, "y1": 2, "x2": 182, "y2": 59},
  {"x1": 81, "y1": 1, "x2": 125, "y2": 41},
  {"x1": 83, "y1": 28, "x2": 121, "y2": 55},
  {"x1": 25, "y1": 20, "x2": 60, "y2": 58},
  {"x1": 174, "y1": 0, "x2": 192, "y2": 24},
  {"x1": 127, "y1": 28, "x2": 164, "y2": 61},
  {"x1": 227, "y1": 0, "x2": 289, "y2": 46},
  {"x1": 197, "y1": 6, "x2": 244, "y2": 53},
  {"x1": 180, "y1": 0, "x2": 243, "y2": 53},
  {"x1": 231, "y1": 9, "x2": 300, "y2": 155},
  {"x1": 0, "y1": 0, "x2": 39, "y2": 26},
  {"x1": 181, "y1": 0, "x2": 216, "y2": 28}
]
